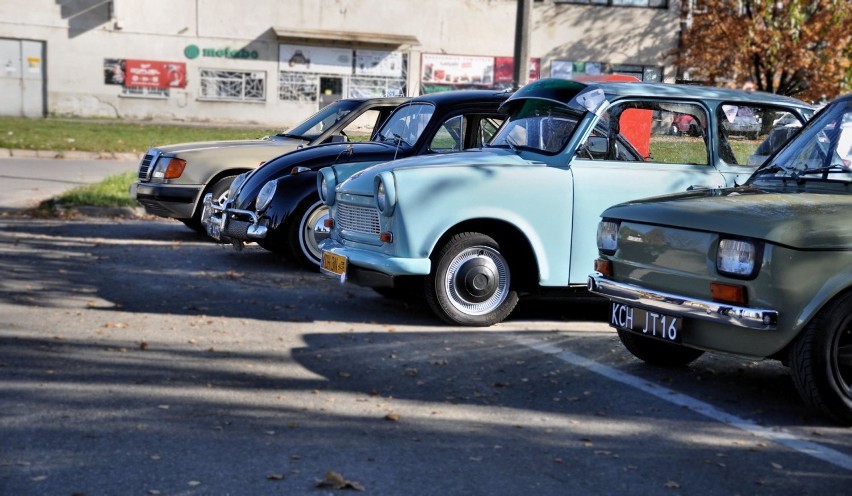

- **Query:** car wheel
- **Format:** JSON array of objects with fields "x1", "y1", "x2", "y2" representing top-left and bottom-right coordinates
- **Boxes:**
[
  {"x1": 287, "y1": 199, "x2": 329, "y2": 268},
  {"x1": 616, "y1": 328, "x2": 705, "y2": 366},
  {"x1": 789, "y1": 292, "x2": 852, "y2": 424},
  {"x1": 185, "y1": 175, "x2": 236, "y2": 234},
  {"x1": 425, "y1": 232, "x2": 518, "y2": 326}
]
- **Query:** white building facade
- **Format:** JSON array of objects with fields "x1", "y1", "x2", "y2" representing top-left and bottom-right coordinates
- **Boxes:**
[{"x1": 0, "y1": 0, "x2": 681, "y2": 127}]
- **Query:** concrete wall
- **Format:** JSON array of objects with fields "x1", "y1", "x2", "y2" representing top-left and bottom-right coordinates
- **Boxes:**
[{"x1": 0, "y1": 0, "x2": 681, "y2": 127}]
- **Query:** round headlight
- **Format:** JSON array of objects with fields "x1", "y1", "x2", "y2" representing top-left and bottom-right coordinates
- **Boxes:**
[
  {"x1": 230, "y1": 173, "x2": 247, "y2": 195},
  {"x1": 376, "y1": 181, "x2": 387, "y2": 212},
  {"x1": 317, "y1": 169, "x2": 337, "y2": 206},
  {"x1": 717, "y1": 238, "x2": 757, "y2": 278},
  {"x1": 596, "y1": 221, "x2": 619, "y2": 254},
  {"x1": 374, "y1": 172, "x2": 396, "y2": 216},
  {"x1": 255, "y1": 180, "x2": 277, "y2": 212}
]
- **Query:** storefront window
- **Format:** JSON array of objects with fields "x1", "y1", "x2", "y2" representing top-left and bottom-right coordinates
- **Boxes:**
[{"x1": 199, "y1": 69, "x2": 266, "y2": 102}]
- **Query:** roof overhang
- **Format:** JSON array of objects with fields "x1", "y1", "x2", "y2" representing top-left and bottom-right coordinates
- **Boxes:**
[{"x1": 273, "y1": 28, "x2": 419, "y2": 50}]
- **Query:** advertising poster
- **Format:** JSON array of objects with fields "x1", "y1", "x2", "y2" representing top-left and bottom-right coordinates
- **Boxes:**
[
  {"x1": 355, "y1": 50, "x2": 403, "y2": 78},
  {"x1": 493, "y1": 56, "x2": 541, "y2": 83},
  {"x1": 113, "y1": 59, "x2": 187, "y2": 88},
  {"x1": 280, "y1": 44, "x2": 353, "y2": 75},
  {"x1": 421, "y1": 53, "x2": 494, "y2": 86}
]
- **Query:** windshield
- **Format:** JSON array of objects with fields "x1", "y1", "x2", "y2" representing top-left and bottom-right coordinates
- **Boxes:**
[
  {"x1": 489, "y1": 99, "x2": 581, "y2": 154},
  {"x1": 374, "y1": 102, "x2": 435, "y2": 147},
  {"x1": 750, "y1": 99, "x2": 852, "y2": 185},
  {"x1": 280, "y1": 100, "x2": 361, "y2": 140}
]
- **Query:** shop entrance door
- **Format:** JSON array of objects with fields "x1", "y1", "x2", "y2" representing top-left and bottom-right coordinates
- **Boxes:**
[
  {"x1": 319, "y1": 76, "x2": 343, "y2": 109},
  {"x1": 0, "y1": 38, "x2": 45, "y2": 117}
]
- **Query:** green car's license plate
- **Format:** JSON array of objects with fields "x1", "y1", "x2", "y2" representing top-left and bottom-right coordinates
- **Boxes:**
[{"x1": 611, "y1": 302, "x2": 682, "y2": 343}]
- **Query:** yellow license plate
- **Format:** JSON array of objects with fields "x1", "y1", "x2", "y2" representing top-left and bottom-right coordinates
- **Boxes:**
[{"x1": 322, "y1": 251, "x2": 347, "y2": 276}]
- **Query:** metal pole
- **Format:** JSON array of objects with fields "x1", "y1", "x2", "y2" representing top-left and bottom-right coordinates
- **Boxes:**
[{"x1": 512, "y1": 0, "x2": 532, "y2": 89}]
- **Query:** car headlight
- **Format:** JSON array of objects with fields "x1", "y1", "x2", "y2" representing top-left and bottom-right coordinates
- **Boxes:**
[
  {"x1": 151, "y1": 157, "x2": 187, "y2": 180},
  {"x1": 374, "y1": 172, "x2": 396, "y2": 216},
  {"x1": 596, "y1": 220, "x2": 619, "y2": 254},
  {"x1": 230, "y1": 173, "x2": 247, "y2": 195},
  {"x1": 255, "y1": 180, "x2": 276, "y2": 212},
  {"x1": 716, "y1": 238, "x2": 758, "y2": 278},
  {"x1": 317, "y1": 168, "x2": 336, "y2": 206}
]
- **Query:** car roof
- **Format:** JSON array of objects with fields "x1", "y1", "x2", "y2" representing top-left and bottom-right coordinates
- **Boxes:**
[
  {"x1": 409, "y1": 89, "x2": 513, "y2": 106},
  {"x1": 598, "y1": 81, "x2": 813, "y2": 108},
  {"x1": 503, "y1": 78, "x2": 814, "y2": 113}
]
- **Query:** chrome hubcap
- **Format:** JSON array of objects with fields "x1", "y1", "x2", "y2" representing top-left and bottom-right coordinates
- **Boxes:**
[
  {"x1": 302, "y1": 205, "x2": 329, "y2": 265},
  {"x1": 445, "y1": 246, "x2": 509, "y2": 316}
]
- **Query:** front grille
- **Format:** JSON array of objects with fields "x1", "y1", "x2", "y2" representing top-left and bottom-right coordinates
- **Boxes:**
[
  {"x1": 336, "y1": 203, "x2": 380, "y2": 235},
  {"x1": 137, "y1": 151, "x2": 158, "y2": 181}
]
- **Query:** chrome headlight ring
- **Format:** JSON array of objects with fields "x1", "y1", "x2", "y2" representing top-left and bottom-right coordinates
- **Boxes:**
[
  {"x1": 596, "y1": 220, "x2": 619, "y2": 254},
  {"x1": 317, "y1": 167, "x2": 337, "y2": 206}
]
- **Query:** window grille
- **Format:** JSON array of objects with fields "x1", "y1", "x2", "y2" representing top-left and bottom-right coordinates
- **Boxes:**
[{"x1": 199, "y1": 69, "x2": 266, "y2": 102}]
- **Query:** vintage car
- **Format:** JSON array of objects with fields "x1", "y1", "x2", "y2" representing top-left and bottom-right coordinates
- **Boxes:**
[
  {"x1": 318, "y1": 78, "x2": 814, "y2": 326},
  {"x1": 131, "y1": 97, "x2": 406, "y2": 232},
  {"x1": 201, "y1": 90, "x2": 509, "y2": 267},
  {"x1": 588, "y1": 94, "x2": 852, "y2": 423}
]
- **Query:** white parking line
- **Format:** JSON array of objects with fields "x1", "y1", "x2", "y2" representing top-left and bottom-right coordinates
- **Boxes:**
[{"x1": 514, "y1": 334, "x2": 852, "y2": 472}]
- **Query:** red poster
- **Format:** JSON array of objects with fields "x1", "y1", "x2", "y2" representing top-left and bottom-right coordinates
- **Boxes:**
[
  {"x1": 125, "y1": 60, "x2": 186, "y2": 89},
  {"x1": 494, "y1": 57, "x2": 540, "y2": 83}
]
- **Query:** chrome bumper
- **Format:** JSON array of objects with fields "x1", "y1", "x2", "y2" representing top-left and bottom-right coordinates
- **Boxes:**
[
  {"x1": 200, "y1": 193, "x2": 268, "y2": 241},
  {"x1": 587, "y1": 272, "x2": 778, "y2": 331}
]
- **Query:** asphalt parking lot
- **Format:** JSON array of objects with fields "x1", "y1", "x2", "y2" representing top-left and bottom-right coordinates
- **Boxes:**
[
  {"x1": 1, "y1": 213, "x2": 851, "y2": 496},
  {"x1": 1, "y1": 156, "x2": 851, "y2": 495}
]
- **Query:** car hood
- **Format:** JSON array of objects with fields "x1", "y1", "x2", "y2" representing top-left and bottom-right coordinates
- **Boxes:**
[
  {"x1": 602, "y1": 187, "x2": 852, "y2": 250},
  {"x1": 235, "y1": 141, "x2": 405, "y2": 209},
  {"x1": 337, "y1": 148, "x2": 537, "y2": 196},
  {"x1": 154, "y1": 136, "x2": 305, "y2": 154}
]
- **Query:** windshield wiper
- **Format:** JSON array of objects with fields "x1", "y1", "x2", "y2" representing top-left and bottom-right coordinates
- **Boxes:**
[{"x1": 794, "y1": 164, "x2": 851, "y2": 176}]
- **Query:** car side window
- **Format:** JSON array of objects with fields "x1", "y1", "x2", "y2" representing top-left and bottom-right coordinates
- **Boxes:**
[
  {"x1": 339, "y1": 109, "x2": 381, "y2": 142},
  {"x1": 717, "y1": 105, "x2": 805, "y2": 166},
  {"x1": 430, "y1": 115, "x2": 464, "y2": 152},
  {"x1": 579, "y1": 101, "x2": 709, "y2": 165}
]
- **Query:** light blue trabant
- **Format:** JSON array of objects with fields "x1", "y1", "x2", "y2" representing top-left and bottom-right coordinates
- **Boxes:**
[{"x1": 317, "y1": 78, "x2": 814, "y2": 326}]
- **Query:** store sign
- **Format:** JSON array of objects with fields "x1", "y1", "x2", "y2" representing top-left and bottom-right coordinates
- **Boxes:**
[
  {"x1": 279, "y1": 44, "x2": 352, "y2": 75},
  {"x1": 355, "y1": 50, "x2": 402, "y2": 78},
  {"x1": 125, "y1": 59, "x2": 186, "y2": 88},
  {"x1": 184, "y1": 44, "x2": 259, "y2": 60}
]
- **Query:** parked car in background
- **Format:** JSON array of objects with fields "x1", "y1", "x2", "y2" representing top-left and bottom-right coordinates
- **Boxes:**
[
  {"x1": 131, "y1": 97, "x2": 407, "y2": 232},
  {"x1": 588, "y1": 94, "x2": 852, "y2": 423},
  {"x1": 318, "y1": 78, "x2": 814, "y2": 326},
  {"x1": 201, "y1": 90, "x2": 509, "y2": 267}
]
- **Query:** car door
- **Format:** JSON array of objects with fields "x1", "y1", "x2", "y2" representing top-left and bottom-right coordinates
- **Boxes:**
[{"x1": 568, "y1": 99, "x2": 726, "y2": 285}]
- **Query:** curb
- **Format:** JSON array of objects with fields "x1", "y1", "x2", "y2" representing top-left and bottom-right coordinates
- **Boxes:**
[{"x1": 2, "y1": 148, "x2": 141, "y2": 161}]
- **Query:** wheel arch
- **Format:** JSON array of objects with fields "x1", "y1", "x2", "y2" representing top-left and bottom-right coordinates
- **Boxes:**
[
  {"x1": 430, "y1": 218, "x2": 541, "y2": 291},
  {"x1": 192, "y1": 167, "x2": 254, "y2": 215}
]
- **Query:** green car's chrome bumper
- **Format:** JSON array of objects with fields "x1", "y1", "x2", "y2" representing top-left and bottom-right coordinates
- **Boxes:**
[{"x1": 588, "y1": 272, "x2": 778, "y2": 331}]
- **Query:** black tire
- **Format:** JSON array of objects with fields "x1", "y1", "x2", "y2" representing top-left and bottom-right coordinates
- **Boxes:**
[
  {"x1": 789, "y1": 292, "x2": 852, "y2": 424},
  {"x1": 617, "y1": 328, "x2": 704, "y2": 366},
  {"x1": 425, "y1": 232, "x2": 518, "y2": 326},
  {"x1": 287, "y1": 199, "x2": 329, "y2": 268},
  {"x1": 185, "y1": 175, "x2": 236, "y2": 235}
]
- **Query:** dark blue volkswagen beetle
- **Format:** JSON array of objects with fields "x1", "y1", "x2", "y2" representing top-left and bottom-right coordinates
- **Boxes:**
[{"x1": 202, "y1": 90, "x2": 509, "y2": 267}]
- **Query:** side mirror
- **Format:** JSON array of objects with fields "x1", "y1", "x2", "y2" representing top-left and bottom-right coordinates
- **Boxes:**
[
  {"x1": 583, "y1": 136, "x2": 609, "y2": 158},
  {"x1": 329, "y1": 135, "x2": 348, "y2": 143}
]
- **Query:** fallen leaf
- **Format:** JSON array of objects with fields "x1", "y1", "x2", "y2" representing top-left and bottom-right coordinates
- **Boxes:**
[
  {"x1": 664, "y1": 480, "x2": 680, "y2": 489},
  {"x1": 316, "y1": 471, "x2": 365, "y2": 491},
  {"x1": 266, "y1": 473, "x2": 285, "y2": 480},
  {"x1": 770, "y1": 462, "x2": 783, "y2": 470},
  {"x1": 187, "y1": 480, "x2": 201, "y2": 487},
  {"x1": 140, "y1": 341, "x2": 149, "y2": 350},
  {"x1": 385, "y1": 412, "x2": 400, "y2": 422}
]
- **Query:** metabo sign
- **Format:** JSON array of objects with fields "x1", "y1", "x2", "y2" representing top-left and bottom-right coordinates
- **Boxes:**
[{"x1": 184, "y1": 44, "x2": 259, "y2": 60}]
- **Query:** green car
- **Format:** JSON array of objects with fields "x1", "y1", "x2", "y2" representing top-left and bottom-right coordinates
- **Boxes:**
[{"x1": 588, "y1": 94, "x2": 852, "y2": 423}]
